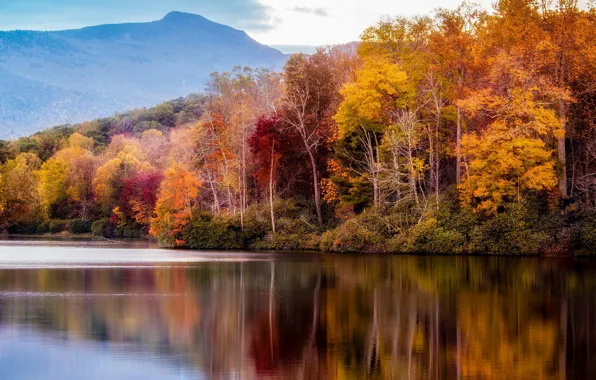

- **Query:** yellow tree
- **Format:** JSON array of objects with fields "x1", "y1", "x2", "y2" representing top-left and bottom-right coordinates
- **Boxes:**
[
  {"x1": 334, "y1": 16, "x2": 445, "y2": 210},
  {"x1": 336, "y1": 56, "x2": 410, "y2": 136},
  {"x1": 37, "y1": 155, "x2": 67, "y2": 218},
  {"x1": 459, "y1": 131, "x2": 557, "y2": 213},
  {"x1": 477, "y1": 0, "x2": 582, "y2": 197},
  {"x1": 0, "y1": 153, "x2": 42, "y2": 226},
  {"x1": 459, "y1": 54, "x2": 565, "y2": 213},
  {"x1": 37, "y1": 133, "x2": 97, "y2": 220},
  {"x1": 94, "y1": 135, "x2": 152, "y2": 214},
  {"x1": 334, "y1": 54, "x2": 412, "y2": 207}
]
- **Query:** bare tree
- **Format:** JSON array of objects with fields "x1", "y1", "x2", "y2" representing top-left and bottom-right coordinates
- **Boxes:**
[
  {"x1": 384, "y1": 109, "x2": 428, "y2": 207},
  {"x1": 282, "y1": 52, "x2": 338, "y2": 226},
  {"x1": 424, "y1": 74, "x2": 447, "y2": 209}
]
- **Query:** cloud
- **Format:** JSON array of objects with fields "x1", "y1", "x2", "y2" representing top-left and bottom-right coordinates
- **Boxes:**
[
  {"x1": 290, "y1": 7, "x2": 329, "y2": 17},
  {"x1": 231, "y1": 3, "x2": 281, "y2": 32},
  {"x1": 187, "y1": 0, "x2": 279, "y2": 32}
]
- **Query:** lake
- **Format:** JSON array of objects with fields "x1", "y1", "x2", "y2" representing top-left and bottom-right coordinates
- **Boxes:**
[{"x1": 0, "y1": 240, "x2": 594, "y2": 379}]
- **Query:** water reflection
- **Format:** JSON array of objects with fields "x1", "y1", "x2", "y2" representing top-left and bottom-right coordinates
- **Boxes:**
[{"x1": 0, "y1": 251, "x2": 594, "y2": 379}]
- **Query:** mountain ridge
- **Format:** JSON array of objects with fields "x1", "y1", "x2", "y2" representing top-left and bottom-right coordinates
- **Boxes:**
[{"x1": 0, "y1": 12, "x2": 286, "y2": 139}]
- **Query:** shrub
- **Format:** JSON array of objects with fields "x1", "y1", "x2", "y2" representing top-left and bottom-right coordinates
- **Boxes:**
[
  {"x1": 7, "y1": 221, "x2": 43, "y2": 235},
  {"x1": 253, "y1": 233, "x2": 302, "y2": 251},
  {"x1": 403, "y1": 218, "x2": 467, "y2": 254},
  {"x1": 577, "y1": 214, "x2": 596, "y2": 256},
  {"x1": 91, "y1": 219, "x2": 113, "y2": 237},
  {"x1": 91, "y1": 218, "x2": 145, "y2": 238},
  {"x1": 114, "y1": 224, "x2": 144, "y2": 239},
  {"x1": 320, "y1": 221, "x2": 385, "y2": 253},
  {"x1": 253, "y1": 232, "x2": 321, "y2": 251},
  {"x1": 182, "y1": 212, "x2": 246, "y2": 250},
  {"x1": 48, "y1": 219, "x2": 68, "y2": 233},
  {"x1": 67, "y1": 219, "x2": 92, "y2": 234},
  {"x1": 467, "y1": 203, "x2": 551, "y2": 255},
  {"x1": 36, "y1": 221, "x2": 49, "y2": 234}
]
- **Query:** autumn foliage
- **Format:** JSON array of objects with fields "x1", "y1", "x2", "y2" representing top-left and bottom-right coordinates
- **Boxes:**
[
  {"x1": 150, "y1": 162, "x2": 202, "y2": 246},
  {"x1": 1, "y1": 0, "x2": 596, "y2": 254}
]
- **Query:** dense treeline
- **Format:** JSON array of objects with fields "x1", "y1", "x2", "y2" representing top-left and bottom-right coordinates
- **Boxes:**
[
  {"x1": 1, "y1": 0, "x2": 596, "y2": 254},
  {"x1": 0, "y1": 93, "x2": 209, "y2": 237}
]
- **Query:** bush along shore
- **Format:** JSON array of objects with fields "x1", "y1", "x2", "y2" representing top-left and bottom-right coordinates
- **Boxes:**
[
  {"x1": 147, "y1": 196, "x2": 596, "y2": 256},
  {"x1": 3, "y1": 195, "x2": 596, "y2": 255},
  {"x1": 2, "y1": 2, "x2": 596, "y2": 255}
]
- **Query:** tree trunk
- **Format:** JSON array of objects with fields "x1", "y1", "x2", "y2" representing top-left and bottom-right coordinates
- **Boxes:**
[
  {"x1": 376, "y1": 144, "x2": 382, "y2": 207},
  {"x1": 227, "y1": 185, "x2": 234, "y2": 215},
  {"x1": 373, "y1": 179, "x2": 379, "y2": 208},
  {"x1": 408, "y1": 148, "x2": 420, "y2": 206},
  {"x1": 558, "y1": 99, "x2": 568, "y2": 198},
  {"x1": 435, "y1": 105, "x2": 441, "y2": 209},
  {"x1": 208, "y1": 173, "x2": 220, "y2": 214},
  {"x1": 269, "y1": 140, "x2": 276, "y2": 233},
  {"x1": 207, "y1": 112, "x2": 234, "y2": 213},
  {"x1": 240, "y1": 132, "x2": 247, "y2": 231},
  {"x1": 307, "y1": 149, "x2": 323, "y2": 226},
  {"x1": 456, "y1": 105, "x2": 462, "y2": 185}
]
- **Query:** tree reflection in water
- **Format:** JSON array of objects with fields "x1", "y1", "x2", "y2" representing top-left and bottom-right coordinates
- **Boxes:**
[{"x1": 0, "y1": 255, "x2": 594, "y2": 379}]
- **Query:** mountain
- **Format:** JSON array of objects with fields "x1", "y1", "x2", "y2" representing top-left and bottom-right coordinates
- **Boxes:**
[{"x1": 0, "y1": 12, "x2": 286, "y2": 139}]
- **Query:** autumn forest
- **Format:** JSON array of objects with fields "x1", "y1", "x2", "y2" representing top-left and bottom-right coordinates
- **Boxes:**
[{"x1": 1, "y1": 0, "x2": 596, "y2": 254}]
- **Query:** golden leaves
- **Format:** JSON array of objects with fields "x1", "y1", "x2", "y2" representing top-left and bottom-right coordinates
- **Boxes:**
[
  {"x1": 335, "y1": 57, "x2": 410, "y2": 138},
  {"x1": 460, "y1": 131, "x2": 556, "y2": 214}
]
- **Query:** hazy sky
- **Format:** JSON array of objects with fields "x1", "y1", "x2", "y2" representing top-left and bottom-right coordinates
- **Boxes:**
[{"x1": 0, "y1": 0, "x2": 515, "y2": 46}]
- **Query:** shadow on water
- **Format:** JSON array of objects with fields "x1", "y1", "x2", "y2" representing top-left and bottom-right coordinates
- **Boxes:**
[{"x1": 0, "y1": 242, "x2": 595, "y2": 379}]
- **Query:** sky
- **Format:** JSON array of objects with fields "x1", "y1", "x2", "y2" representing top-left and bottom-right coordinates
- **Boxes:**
[{"x1": 0, "y1": 0, "x2": 559, "y2": 48}]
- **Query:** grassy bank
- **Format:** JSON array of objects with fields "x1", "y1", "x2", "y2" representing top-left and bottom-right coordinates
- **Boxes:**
[
  {"x1": 149, "y1": 196, "x2": 596, "y2": 256},
  {"x1": 5, "y1": 195, "x2": 596, "y2": 256}
]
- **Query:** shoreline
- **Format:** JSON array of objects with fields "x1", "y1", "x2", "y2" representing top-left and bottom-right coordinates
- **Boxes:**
[{"x1": 0, "y1": 233, "x2": 587, "y2": 257}]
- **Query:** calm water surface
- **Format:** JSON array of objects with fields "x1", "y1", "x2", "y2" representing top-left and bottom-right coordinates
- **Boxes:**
[{"x1": 0, "y1": 240, "x2": 595, "y2": 379}]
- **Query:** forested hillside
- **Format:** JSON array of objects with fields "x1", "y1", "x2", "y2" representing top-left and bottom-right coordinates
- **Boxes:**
[
  {"x1": 1, "y1": 0, "x2": 595, "y2": 255},
  {"x1": 0, "y1": 11, "x2": 285, "y2": 138}
]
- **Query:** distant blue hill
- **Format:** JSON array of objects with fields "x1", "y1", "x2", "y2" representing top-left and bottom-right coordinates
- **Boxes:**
[{"x1": 0, "y1": 11, "x2": 286, "y2": 139}]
